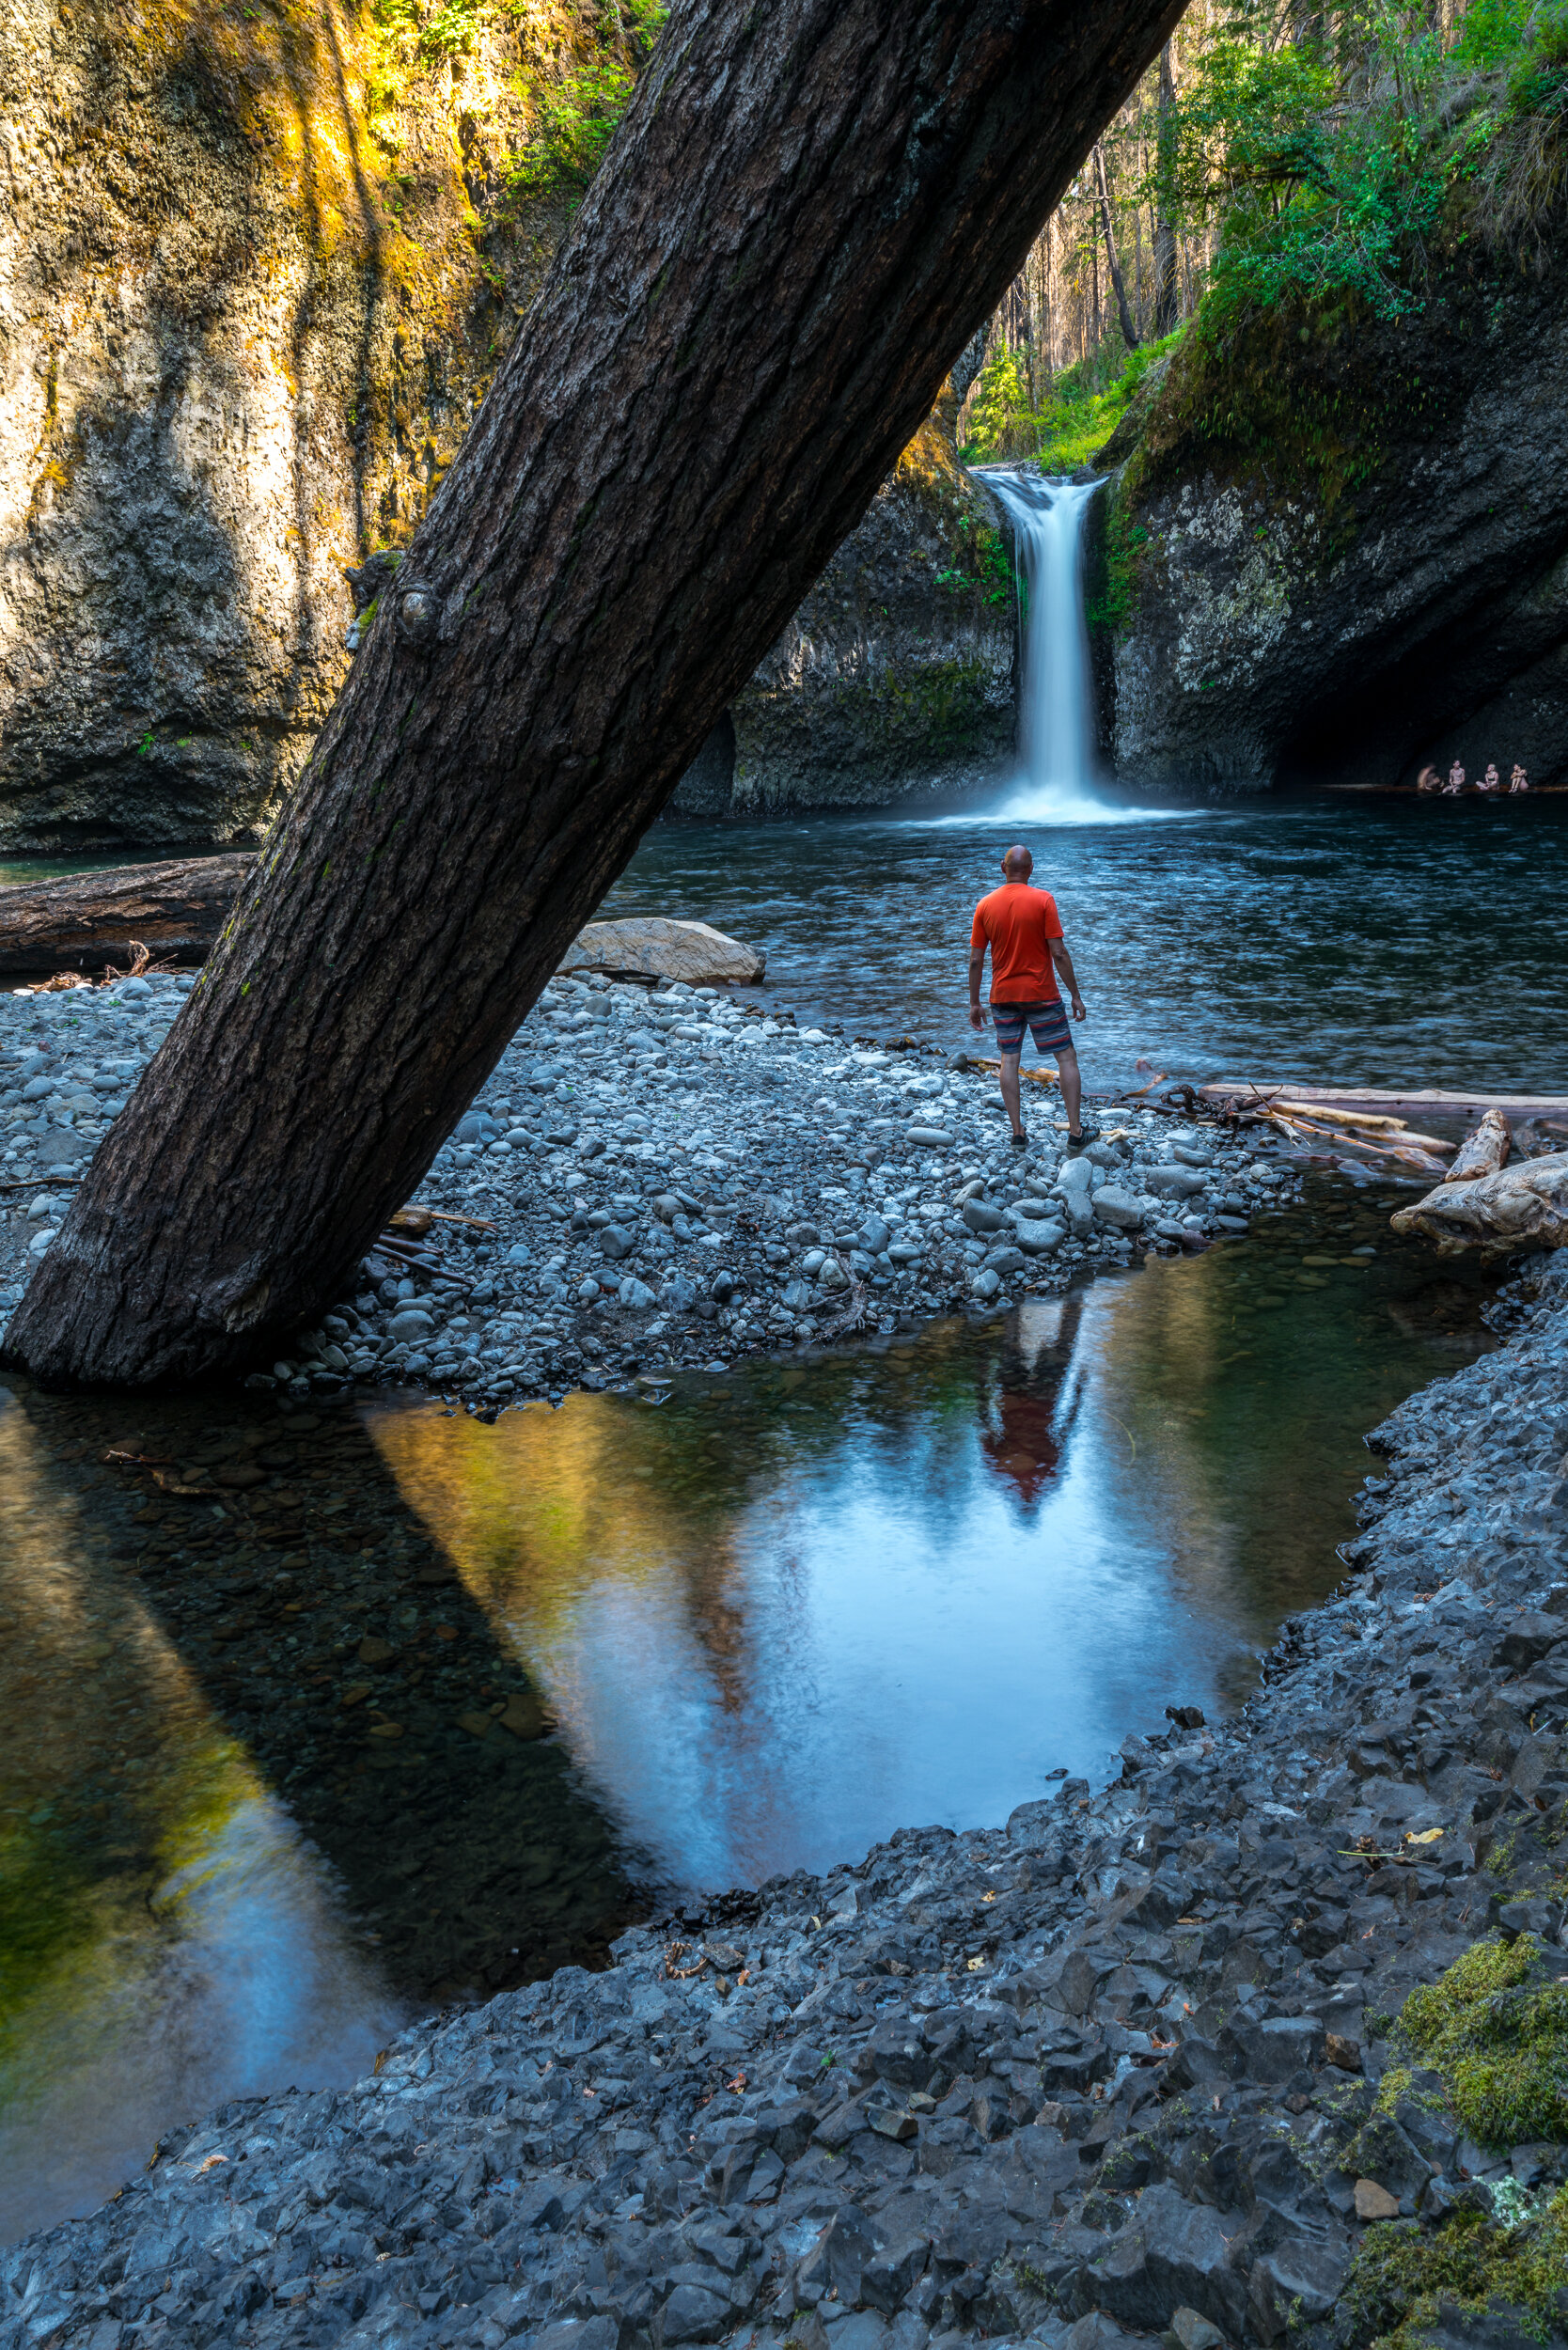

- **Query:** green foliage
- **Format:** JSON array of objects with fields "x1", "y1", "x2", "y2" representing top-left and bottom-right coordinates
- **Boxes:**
[
  {"x1": 960, "y1": 344, "x2": 1030, "y2": 465},
  {"x1": 1399, "y1": 1934, "x2": 1568, "y2": 2147},
  {"x1": 935, "y1": 524, "x2": 1013, "y2": 607},
  {"x1": 507, "y1": 0, "x2": 666, "y2": 197},
  {"x1": 961, "y1": 329, "x2": 1187, "y2": 474},
  {"x1": 1342, "y1": 2201, "x2": 1568, "y2": 2348},
  {"x1": 1158, "y1": 0, "x2": 1568, "y2": 327}
]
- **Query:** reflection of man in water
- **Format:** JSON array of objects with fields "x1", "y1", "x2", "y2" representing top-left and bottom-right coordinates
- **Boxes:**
[
  {"x1": 968, "y1": 844, "x2": 1096, "y2": 1153},
  {"x1": 980, "y1": 1292, "x2": 1087, "y2": 1512},
  {"x1": 981, "y1": 1388, "x2": 1061, "y2": 1508}
]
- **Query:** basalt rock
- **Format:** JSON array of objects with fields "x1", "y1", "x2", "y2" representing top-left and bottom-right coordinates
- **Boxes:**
[
  {"x1": 1090, "y1": 251, "x2": 1568, "y2": 791},
  {"x1": 671, "y1": 397, "x2": 1015, "y2": 818}
]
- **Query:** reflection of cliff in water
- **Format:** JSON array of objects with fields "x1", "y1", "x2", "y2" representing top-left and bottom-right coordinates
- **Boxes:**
[{"x1": 0, "y1": 1373, "x2": 646, "y2": 2236}]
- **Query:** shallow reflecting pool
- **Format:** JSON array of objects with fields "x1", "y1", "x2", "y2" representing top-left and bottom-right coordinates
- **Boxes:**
[{"x1": 0, "y1": 1181, "x2": 1497, "y2": 2238}]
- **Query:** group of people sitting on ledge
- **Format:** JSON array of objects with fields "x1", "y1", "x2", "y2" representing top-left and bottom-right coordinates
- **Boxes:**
[{"x1": 1417, "y1": 760, "x2": 1531, "y2": 794}]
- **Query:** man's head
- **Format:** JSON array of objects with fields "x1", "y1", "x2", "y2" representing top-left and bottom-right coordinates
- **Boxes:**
[{"x1": 1001, "y1": 844, "x2": 1032, "y2": 882}]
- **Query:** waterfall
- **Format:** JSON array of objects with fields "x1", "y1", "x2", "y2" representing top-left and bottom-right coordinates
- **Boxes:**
[{"x1": 977, "y1": 468, "x2": 1107, "y2": 821}]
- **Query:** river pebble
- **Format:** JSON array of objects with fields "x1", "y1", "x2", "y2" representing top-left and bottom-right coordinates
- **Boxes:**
[
  {"x1": 7, "y1": 1255, "x2": 1568, "y2": 2348},
  {"x1": 0, "y1": 972, "x2": 1299, "y2": 1407}
]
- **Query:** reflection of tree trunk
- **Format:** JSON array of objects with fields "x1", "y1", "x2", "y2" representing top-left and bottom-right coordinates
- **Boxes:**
[
  {"x1": 7, "y1": 0, "x2": 1186, "y2": 1389},
  {"x1": 1094, "y1": 141, "x2": 1141, "y2": 351},
  {"x1": 1152, "y1": 42, "x2": 1179, "y2": 337}
]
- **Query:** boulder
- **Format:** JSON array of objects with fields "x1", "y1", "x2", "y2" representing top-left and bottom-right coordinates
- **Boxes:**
[
  {"x1": 1091, "y1": 1185, "x2": 1145, "y2": 1232},
  {"x1": 1078, "y1": 2184, "x2": 1247, "y2": 2337},
  {"x1": 1389, "y1": 1152, "x2": 1568, "y2": 1258},
  {"x1": 1143, "y1": 1165, "x2": 1207, "y2": 1199},
  {"x1": 560, "y1": 917, "x2": 764, "y2": 986}
]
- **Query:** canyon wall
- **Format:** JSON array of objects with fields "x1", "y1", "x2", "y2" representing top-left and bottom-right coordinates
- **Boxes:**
[
  {"x1": 1090, "y1": 246, "x2": 1568, "y2": 791},
  {"x1": 0, "y1": 1, "x2": 1016, "y2": 852},
  {"x1": 0, "y1": 0, "x2": 627, "y2": 851}
]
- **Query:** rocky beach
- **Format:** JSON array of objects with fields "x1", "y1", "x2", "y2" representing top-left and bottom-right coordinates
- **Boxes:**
[
  {"x1": 4, "y1": 1238, "x2": 1567, "y2": 2348},
  {"x1": 0, "y1": 969, "x2": 1293, "y2": 1410}
]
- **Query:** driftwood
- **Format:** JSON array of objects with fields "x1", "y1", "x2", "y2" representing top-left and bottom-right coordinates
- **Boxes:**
[
  {"x1": 1203, "y1": 1081, "x2": 1568, "y2": 1121},
  {"x1": 1443, "y1": 1106, "x2": 1511, "y2": 1184},
  {"x1": 1390, "y1": 1152, "x2": 1568, "y2": 1258},
  {"x1": 0, "y1": 854, "x2": 256, "y2": 974}
]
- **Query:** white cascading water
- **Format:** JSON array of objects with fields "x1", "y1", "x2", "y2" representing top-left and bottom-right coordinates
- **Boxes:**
[{"x1": 975, "y1": 468, "x2": 1111, "y2": 822}]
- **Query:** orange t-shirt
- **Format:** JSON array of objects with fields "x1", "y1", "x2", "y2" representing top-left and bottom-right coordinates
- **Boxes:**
[{"x1": 970, "y1": 883, "x2": 1063, "y2": 1003}]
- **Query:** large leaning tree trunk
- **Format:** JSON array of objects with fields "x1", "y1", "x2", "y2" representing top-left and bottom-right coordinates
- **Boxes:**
[{"x1": 7, "y1": 0, "x2": 1184, "y2": 1388}]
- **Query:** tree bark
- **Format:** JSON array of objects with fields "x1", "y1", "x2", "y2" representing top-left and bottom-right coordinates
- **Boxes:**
[
  {"x1": 0, "y1": 855, "x2": 253, "y2": 974},
  {"x1": 1093, "y1": 141, "x2": 1141, "y2": 352},
  {"x1": 6, "y1": 0, "x2": 1184, "y2": 1389},
  {"x1": 1152, "y1": 41, "x2": 1180, "y2": 337}
]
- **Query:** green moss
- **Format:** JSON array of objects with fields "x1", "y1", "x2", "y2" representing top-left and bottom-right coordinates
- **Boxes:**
[
  {"x1": 935, "y1": 524, "x2": 1012, "y2": 609},
  {"x1": 829, "y1": 657, "x2": 999, "y2": 758},
  {"x1": 1399, "y1": 1934, "x2": 1568, "y2": 2148},
  {"x1": 960, "y1": 329, "x2": 1188, "y2": 474},
  {"x1": 1342, "y1": 2201, "x2": 1568, "y2": 2349}
]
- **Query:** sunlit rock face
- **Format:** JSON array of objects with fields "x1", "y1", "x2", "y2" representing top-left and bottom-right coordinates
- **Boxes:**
[
  {"x1": 671, "y1": 398, "x2": 1016, "y2": 817},
  {"x1": 0, "y1": 0, "x2": 593, "y2": 852},
  {"x1": 1090, "y1": 261, "x2": 1568, "y2": 792}
]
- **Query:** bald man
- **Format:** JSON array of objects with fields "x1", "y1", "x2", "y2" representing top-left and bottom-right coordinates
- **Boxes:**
[{"x1": 968, "y1": 845, "x2": 1097, "y2": 1152}]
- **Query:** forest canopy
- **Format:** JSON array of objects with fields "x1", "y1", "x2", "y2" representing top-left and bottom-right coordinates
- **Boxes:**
[{"x1": 964, "y1": 0, "x2": 1568, "y2": 464}]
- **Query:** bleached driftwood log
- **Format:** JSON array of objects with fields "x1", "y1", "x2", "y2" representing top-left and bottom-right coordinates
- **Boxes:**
[
  {"x1": 1391, "y1": 1152, "x2": 1568, "y2": 1257},
  {"x1": 1443, "y1": 1107, "x2": 1511, "y2": 1184}
]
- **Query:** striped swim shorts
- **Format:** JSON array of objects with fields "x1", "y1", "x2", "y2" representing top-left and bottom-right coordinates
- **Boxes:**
[{"x1": 992, "y1": 997, "x2": 1073, "y2": 1057}]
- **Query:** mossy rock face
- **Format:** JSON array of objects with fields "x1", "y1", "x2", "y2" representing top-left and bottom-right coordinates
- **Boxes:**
[
  {"x1": 1092, "y1": 255, "x2": 1568, "y2": 796},
  {"x1": 1330, "y1": 1935, "x2": 1568, "y2": 2349},
  {"x1": 0, "y1": 0, "x2": 635, "y2": 851},
  {"x1": 1402, "y1": 1934, "x2": 1568, "y2": 2149}
]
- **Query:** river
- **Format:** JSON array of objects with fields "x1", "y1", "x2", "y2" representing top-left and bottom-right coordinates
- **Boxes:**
[{"x1": 604, "y1": 794, "x2": 1568, "y2": 1095}]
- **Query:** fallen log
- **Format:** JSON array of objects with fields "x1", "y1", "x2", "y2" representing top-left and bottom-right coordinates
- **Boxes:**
[
  {"x1": 0, "y1": 854, "x2": 255, "y2": 974},
  {"x1": 1443, "y1": 1106, "x2": 1511, "y2": 1185},
  {"x1": 1390, "y1": 1151, "x2": 1568, "y2": 1258},
  {"x1": 1203, "y1": 1081, "x2": 1568, "y2": 1121}
]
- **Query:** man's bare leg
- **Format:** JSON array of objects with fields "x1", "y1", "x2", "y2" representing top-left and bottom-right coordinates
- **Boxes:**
[
  {"x1": 999, "y1": 1051, "x2": 1025, "y2": 1139},
  {"x1": 1058, "y1": 1045, "x2": 1083, "y2": 1136}
]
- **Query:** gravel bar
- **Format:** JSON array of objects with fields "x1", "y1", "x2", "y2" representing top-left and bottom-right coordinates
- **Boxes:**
[
  {"x1": 6, "y1": 1239, "x2": 1568, "y2": 2345},
  {"x1": 0, "y1": 970, "x2": 1296, "y2": 1405}
]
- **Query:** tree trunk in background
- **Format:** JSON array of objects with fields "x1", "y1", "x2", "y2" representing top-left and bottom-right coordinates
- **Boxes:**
[
  {"x1": 1094, "y1": 142, "x2": 1141, "y2": 352},
  {"x1": 1152, "y1": 42, "x2": 1180, "y2": 337},
  {"x1": 5, "y1": 0, "x2": 1184, "y2": 1389}
]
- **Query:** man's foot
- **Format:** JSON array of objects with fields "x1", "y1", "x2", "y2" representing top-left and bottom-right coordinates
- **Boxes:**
[
  {"x1": 1066, "y1": 1121, "x2": 1101, "y2": 1152},
  {"x1": 1011, "y1": 1130, "x2": 1028, "y2": 1149}
]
